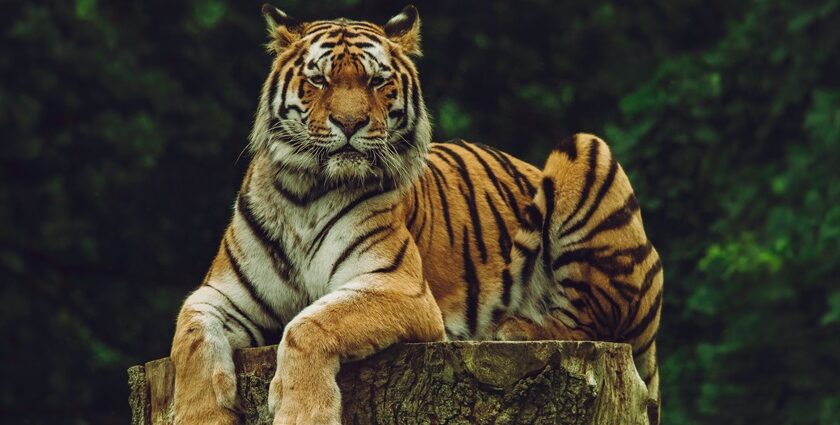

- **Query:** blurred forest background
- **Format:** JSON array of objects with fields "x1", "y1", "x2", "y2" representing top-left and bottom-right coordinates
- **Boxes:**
[{"x1": 2, "y1": 0, "x2": 839, "y2": 423}]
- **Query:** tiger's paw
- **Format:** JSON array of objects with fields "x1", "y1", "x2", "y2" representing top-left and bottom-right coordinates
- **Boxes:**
[
  {"x1": 271, "y1": 388, "x2": 341, "y2": 425},
  {"x1": 269, "y1": 358, "x2": 341, "y2": 425},
  {"x1": 273, "y1": 402, "x2": 341, "y2": 425},
  {"x1": 212, "y1": 364, "x2": 240, "y2": 413},
  {"x1": 267, "y1": 373, "x2": 283, "y2": 416},
  {"x1": 494, "y1": 316, "x2": 548, "y2": 341}
]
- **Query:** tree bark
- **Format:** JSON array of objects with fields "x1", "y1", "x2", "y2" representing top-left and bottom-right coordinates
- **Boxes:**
[{"x1": 128, "y1": 341, "x2": 656, "y2": 425}]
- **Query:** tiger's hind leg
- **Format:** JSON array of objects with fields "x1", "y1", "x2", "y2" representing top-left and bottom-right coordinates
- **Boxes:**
[{"x1": 505, "y1": 133, "x2": 663, "y2": 423}]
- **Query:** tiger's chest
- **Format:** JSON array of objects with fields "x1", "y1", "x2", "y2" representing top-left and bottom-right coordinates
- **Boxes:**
[{"x1": 238, "y1": 182, "x2": 404, "y2": 322}]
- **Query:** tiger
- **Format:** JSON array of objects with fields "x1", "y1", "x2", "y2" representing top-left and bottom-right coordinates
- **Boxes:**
[{"x1": 170, "y1": 4, "x2": 663, "y2": 425}]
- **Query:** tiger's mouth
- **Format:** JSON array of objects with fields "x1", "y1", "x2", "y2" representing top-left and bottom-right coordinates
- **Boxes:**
[{"x1": 330, "y1": 144, "x2": 366, "y2": 159}]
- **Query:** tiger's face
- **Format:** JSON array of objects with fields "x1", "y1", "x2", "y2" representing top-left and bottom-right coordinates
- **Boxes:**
[{"x1": 250, "y1": 5, "x2": 431, "y2": 189}]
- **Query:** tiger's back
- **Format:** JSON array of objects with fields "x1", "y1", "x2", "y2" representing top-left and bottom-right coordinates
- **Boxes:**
[{"x1": 404, "y1": 136, "x2": 663, "y2": 402}]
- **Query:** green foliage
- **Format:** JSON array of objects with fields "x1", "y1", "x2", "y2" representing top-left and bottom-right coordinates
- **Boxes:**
[{"x1": 1, "y1": 0, "x2": 838, "y2": 423}]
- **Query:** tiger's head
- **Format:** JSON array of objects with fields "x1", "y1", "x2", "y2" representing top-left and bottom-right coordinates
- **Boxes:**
[{"x1": 250, "y1": 5, "x2": 431, "y2": 190}]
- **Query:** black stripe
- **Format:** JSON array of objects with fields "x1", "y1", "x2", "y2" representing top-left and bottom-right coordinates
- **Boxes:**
[
  {"x1": 303, "y1": 30, "x2": 331, "y2": 46},
  {"x1": 360, "y1": 204, "x2": 396, "y2": 222},
  {"x1": 392, "y1": 127, "x2": 417, "y2": 154},
  {"x1": 540, "y1": 177, "x2": 556, "y2": 279},
  {"x1": 592, "y1": 284, "x2": 623, "y2": 332},
  {"x1": 559, "y1": 141, "x2": 599, "y2": 229},
  {"x1": 423, "y1": 172, "x2": 436, "y2": 245},
  {"x1": 501, "y1": 268, "x2": 514, "y2": 306},
  {"x1": 237, "y1": 191, "x2": 296, "y2": 285},
  {"x1": 277, "y1": 66, "x2": 296, "y2": 118},
  {"x1": 339, "y1": 28, "x2": 382, "y2": 40},
  {"x1": 453, "y1": 143, "x2": 530, "y2": 229},
  {"x1": 485, "y1": 192, "x2": 511, "y2": 263},
  {"x1": 579, "y1": 193, "x2": 640, "y2": 243},
  {"x1": 559, "y1": 157, "x2": 619, "y2": 239},
  {"x1": 473, "y1": 143, "x2": 534, "y2": 196},
  {"x1": 349, "y1": 22, "x2": 384, "y2": 33},
  {"x1": 297, "y1": 71, "x2": 307, "y2": 101},
  {"x1": 400, "y1": 73, "x2": 411, "y2": 124},
  {"x1": 370, "y1": 238, "x2": 410, "y2": 274},
  {"x1": 472, "y1": 143, "x2": 526, "y2": 194},
  {"x1": 197, "y1": 307, "x2": 232, "y2": 331},
  {"x1": 428, "y1": 161, "x2": 455, "y2": 245},
  {"x1": 552, "y1": 246, "x2": 609, "y2": 272},
  {"x1": 514, "y1": 241, "x2": 538, "y2": 287},
  {"x1": 406, "y1": 185, "x2": 421, "y2": 230},
  {"x1": 619, "y1": 259, "x2": 663, "y2": 334},
  {"x1": 223, "y1": 239, "x2": 283, "y2": 326},
  {"x1": 638, "y1": 259, "x2": 663, "y2": 297},
  {"x1": 272, "y1": 178, "x2": 336, "y2": 207},
  {"x1": 499, "y1": 178, "x2": 530, "y2": 230},
  {"x1": 329, "y1": 224, "x2": 392, "y2": 280},
  {"x1": 409, "y1": 73, "x2": 421, "y2": 127},
  {"x1": 195, "y1": 306, "x2": 234, "y2": 333},
  {"x1": 550, "y1": 306, "x2": 598, "y2": 338},
  {"x1": 552, "y1": 243, "x2": 650, "y2": 278},
  {"x1": 204, "y1": 284, "x2": 268, "y2": 345},
  {"x1": 281, "y1": 104, "x2": 305, "y2": 117},
  {"x1": 350, "y1": 41, "x2": 375, "y2": 49},
  {"x1": 433, "y1": 144, "x2": 488, "y2": 262},
  {"x1": 414, "y1": 183, "x2": 428, "y2": 244},
  {"x1": 524, "y1": 204, "x2": 543, "y2": 231},
  {"x1": 193, "y1": 302, "x2": 258, "y2": 347},
  {"x1": 633, "y1": 332, "x2": 657, "y2": 356},
  {"x1": 554, "y1": 135, "x2": 578, "y2": 160},
  {"x1": 559, "y1": 278, "x2": 611, "y2": 333},
  {"x1": 622, "y1": 290, "x2": 662, "y2": 341},
  {"x1": 453, "y1": 140, "x2": 510, "y2": 208},
  {"x1": 306, "y1": 189, "x2": 385, "y2": 260},
  {"x1": 305, "y1": 23, "x2": 337, "y2": 33},
  {"x1": 266, "y1": 70, "x2": 280, "y2": 116},
  {"x1": 429, "y1": 148, "x2": 455, "y2": 167},
  {"x1": 392, "y1": 54, "x2": 420, "y2": 128},
  {"x1": 462, "y1": 227, "x2": 481, "y2": 335},
  {"x1": 610, "y1": 278, "x2": 641, "y2": 302},
  {"x1": 358, "y1": 226, "x2": 396, "y2": 256}
]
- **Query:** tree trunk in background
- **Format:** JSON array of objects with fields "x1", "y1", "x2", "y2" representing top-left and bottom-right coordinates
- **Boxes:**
[{"x1": 128, "y1": 341, "x2": 657, "y2": 425}]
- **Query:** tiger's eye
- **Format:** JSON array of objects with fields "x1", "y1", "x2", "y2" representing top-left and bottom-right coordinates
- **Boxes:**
[
  {"x1": 370, "y1": 76, "x2": 386, "y2": 87},
  {"x1": 309, "y1": 75, "x2": 327, "y2": 86}
]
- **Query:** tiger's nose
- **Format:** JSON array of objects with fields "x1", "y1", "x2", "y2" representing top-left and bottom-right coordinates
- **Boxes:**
[{"x1": 329, "y1": 115, "x2": 370, "y2": 138}]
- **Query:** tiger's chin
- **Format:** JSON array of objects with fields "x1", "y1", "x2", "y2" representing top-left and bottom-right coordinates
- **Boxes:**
[
  {"x1": 322, "y1": 150, "x2": 425, "y2": 191},
  {"x1": 323, "y1": 153, "x2": 383, "y2": 186}
]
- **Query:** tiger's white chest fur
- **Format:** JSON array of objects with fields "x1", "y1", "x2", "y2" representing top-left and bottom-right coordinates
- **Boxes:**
[{"x1": 229, "y1": 157, "x2": 401, "y2": 327}]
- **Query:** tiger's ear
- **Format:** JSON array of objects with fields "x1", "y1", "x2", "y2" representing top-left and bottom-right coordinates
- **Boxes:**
[
  {"x1": 261, "y1": 4, "x2": 303, "y2": 54},
  {"x1": 384, "y1": 5, "x2": 421, "y2": 57}
]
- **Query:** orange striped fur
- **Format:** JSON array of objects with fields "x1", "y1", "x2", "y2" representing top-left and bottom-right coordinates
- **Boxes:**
[{"x1": 170, "y1": 5, "x2": 662, "y2": 425}]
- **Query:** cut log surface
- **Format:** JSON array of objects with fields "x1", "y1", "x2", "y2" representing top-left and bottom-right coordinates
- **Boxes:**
[{"x1": 128, "y1": 341, "x2": 656, "y2": 425}]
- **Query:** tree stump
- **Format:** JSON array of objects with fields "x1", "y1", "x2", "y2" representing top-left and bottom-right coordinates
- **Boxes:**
[{"x1": 128, "y1": 341, "x2": 656, "y2": 425}]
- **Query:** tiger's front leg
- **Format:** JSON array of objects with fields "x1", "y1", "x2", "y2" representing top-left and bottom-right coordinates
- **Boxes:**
[{"x1": 267, "y1": 238, "x2": 445, "y2": 425}]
